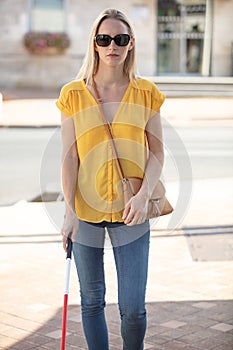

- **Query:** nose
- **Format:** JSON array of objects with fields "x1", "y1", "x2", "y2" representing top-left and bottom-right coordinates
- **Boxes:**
[{"x1": 109, "y1": 38, "x2": 117, "y2": 49}]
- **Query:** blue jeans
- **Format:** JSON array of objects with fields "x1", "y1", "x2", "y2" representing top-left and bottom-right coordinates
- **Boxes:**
[{"x1": 72, "y1": 220, "x2": 150, "y2": 350}]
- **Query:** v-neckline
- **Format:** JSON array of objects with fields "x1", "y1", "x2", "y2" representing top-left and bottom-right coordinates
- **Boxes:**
[{"x1": 82, "y1": 79, "x2": 132, "y2": 125}]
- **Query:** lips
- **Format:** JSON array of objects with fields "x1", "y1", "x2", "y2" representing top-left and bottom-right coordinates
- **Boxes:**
[{"x1": 107, "y1": 54, "x2": 119, "y2": 57}]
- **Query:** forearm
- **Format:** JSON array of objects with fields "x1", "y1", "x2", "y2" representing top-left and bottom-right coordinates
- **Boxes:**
[
  {"x1": 138, "y1": 149, "x2": 164, "y2": 198},
  {"x1": 62, "y1": 155, "x2": 79, "y2": 214},
  {"x1": 137, "y1": 111, "x2": 164, "y2": 199},
  {"x1": 61, "y1": 113, "x2": 79, "y2": 215}
]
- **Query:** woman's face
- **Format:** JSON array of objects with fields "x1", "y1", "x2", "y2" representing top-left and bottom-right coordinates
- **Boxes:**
[{"x1": 95, "y1": 18, "x2": 134, "y2": 69}]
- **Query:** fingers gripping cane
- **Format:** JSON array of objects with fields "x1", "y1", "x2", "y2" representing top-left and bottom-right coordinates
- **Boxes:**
[{"x1": 60, "y1": 238, "x2": 73, "y2": 350}]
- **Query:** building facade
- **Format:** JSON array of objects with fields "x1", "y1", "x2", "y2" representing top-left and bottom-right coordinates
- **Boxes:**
[{"x1": 0, "y1": 0, "x2": 232, "y2": 89}]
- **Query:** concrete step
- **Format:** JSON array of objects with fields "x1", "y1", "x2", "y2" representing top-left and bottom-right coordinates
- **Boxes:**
[{"x1": 148, "y1": 76, "x2": 233, "y2": 97}]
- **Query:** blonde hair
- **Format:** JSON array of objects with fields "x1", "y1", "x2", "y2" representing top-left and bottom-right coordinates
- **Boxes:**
[{"x1": 76, "y1": 8, "x2": 137, "y2": 84}]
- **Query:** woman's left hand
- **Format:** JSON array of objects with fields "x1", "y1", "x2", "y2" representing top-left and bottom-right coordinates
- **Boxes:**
[{"x1": 122, "y1": 193, "x2": 149, "y2": 226}]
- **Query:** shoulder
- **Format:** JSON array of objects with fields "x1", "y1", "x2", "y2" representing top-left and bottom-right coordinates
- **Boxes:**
[
  {"x1": 59, "y1": 79, "x2": 85, "y2": 96},
  {"x1": 56, "y1": 80, "x2": 86, "y2": 116},
  {"x1": 132, "y1": 78, "x2": 160, "y2": 93},
  {"x1": 132, "y1": 77, "x2": 166, "y2": 111}
]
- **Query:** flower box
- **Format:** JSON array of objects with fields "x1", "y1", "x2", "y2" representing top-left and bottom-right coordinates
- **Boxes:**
[{"x1": 23, "y1": 32, "x2": 70, "y2": 55}]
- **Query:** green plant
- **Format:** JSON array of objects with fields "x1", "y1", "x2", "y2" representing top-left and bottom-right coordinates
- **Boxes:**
[{"x1": 23, "y1": 32, "x2": 70, "y2": 53}]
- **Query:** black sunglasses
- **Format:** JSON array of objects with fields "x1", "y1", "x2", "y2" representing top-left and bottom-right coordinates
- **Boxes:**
[{"x1": 95, "y1": 34, "x2": 131, "y2": 47}]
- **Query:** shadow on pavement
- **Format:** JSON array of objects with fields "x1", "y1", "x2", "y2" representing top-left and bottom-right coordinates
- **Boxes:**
[
  {"x1": 182, "y1": 225, "x2": 233, "y2": 262},
  {"x1": 4, "y1": 300, "x2": 233, "y2": 350}
]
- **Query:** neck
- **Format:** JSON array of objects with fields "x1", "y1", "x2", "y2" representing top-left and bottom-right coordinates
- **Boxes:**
[{"x1": 94, "y1": 64, "x2": 128, "y2": 86}]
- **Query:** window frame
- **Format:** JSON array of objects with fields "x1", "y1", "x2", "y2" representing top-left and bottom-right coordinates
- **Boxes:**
[{"x1": 28, "y1": 0, "x2": 67, "y2": 32}]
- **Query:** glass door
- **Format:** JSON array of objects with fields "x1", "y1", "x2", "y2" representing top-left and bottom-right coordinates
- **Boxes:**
[{"x1": 157, "y1": 0, "x2": 206, "y2": 75}]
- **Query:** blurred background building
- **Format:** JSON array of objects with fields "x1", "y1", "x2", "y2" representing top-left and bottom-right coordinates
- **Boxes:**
[{"x1": 0, "y1": 0, "x2": 232, "y2": 89}]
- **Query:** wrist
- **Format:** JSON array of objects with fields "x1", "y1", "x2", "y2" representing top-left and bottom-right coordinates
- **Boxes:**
[
  {"x1": 65, "y1": 207, "x2": 76, "y2": 218},
  {"x1": 137, "y1": 182, "x2": 149, "y2": 196},
  {"x1": 136, "y1": 189, "x2": 150, "y2": 202}
]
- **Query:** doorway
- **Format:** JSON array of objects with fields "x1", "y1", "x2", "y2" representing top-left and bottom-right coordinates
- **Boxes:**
[{"x1": 157, "y1": 0, "x2": 207, "y2": 75}]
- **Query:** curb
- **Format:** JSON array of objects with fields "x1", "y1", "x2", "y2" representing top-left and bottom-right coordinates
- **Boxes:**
[{"x1": 0, "y1": 97, "x2": 233, "y2": 128}]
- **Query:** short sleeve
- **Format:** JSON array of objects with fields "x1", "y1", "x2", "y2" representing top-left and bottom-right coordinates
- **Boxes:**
[
  {"x1": 151, "y1": 84, "x2": 166, "y2": 113},
  {"x1": 55, "y1": 84, "x2": 74, "y2": 117}
]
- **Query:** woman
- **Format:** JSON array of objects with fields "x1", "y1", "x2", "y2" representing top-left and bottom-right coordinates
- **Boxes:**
[{"x1": 56, "y1": 8, "x2": 165, "y2": 350}]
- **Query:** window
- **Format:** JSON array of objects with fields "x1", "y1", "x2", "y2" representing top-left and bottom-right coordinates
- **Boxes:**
[
  {"x1": 157, "y1": 0, "x2": 206, "y2": 75},
  {"x1": 30, "y1": 0, "x2": 65, "y2": 32}
]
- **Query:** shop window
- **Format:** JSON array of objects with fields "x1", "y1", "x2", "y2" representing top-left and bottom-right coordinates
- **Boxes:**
[
  {"x1": 30, "y1": 0, "x2": 65, "y2": 32},
  {"x1": 157, "y1": 0, "x2": 206, "y2": 75}
]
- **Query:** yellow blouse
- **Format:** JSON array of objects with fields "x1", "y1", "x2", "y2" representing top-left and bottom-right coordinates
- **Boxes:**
[{"x1": 56, "y1": 78, "x2": 165, "y2": 223}]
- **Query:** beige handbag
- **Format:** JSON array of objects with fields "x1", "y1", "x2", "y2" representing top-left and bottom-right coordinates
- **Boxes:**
[{"x1": 93, "y1": 80, "x2": 173, "y2": 219}]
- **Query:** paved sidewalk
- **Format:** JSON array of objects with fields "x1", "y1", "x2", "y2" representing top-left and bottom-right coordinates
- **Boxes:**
[
  {"x1": 0, "y1": 88, "x2": 233, "y2": 128},
  {"x1": 0, "y1": 177, "x2": 233, "y2": 350}
]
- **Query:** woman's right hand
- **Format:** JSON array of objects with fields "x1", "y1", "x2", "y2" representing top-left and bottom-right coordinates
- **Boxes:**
[{"x1": 61, "y1": 211, "x2": 79, "y2": 251}]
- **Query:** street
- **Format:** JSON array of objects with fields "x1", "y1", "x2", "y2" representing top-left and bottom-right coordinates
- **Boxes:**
[{"x1": 0, "y1": 125, "x2": 232, "y2": 205}]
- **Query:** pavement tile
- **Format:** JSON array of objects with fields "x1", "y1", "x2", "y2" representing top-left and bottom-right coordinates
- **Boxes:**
[
  {"x1": 109, "y1": 346, "x2": 120, "y2": 350},
  {"x1": 43, "y1": 318, "x2": 62, "y2": 328},
  {"x1": 147, "y1": 310, "x2": 173, "y2": 325},
  {"x1": 160, "y1": 320, "x2": 187, "y2": 329},
  {"x1": 221, "y1": 332, "x2": 233, "y2": 344},
  {"x1": 161, "y1": 301, "x2": 198, "y2": 315},
  {"x1": 74, "y1": 325, "x2": 86, "y2": 338},
  {"x1": 5, "y1": 341, "x2": 39, "y2": 350},
  {"x1": 196, "y1": 303, "x2": 232, "y2": 317},
  {"x1": 106, "y1": 308, "x2": 121, "y2": 324},
  {"x1": 176, "y1": 345, "x2": 201, "y2": 350},
  {"x1": 1, "y1": 327, "x2": 31, "y2": 342},
  {"x1": 66, "y1": 333, "x2": 88, "y2": 348},
  {"x1": 0, "y1": 325, "x2": 16, "y2": 337},
  {"x1": 64, "y1": 319, "x2": 80, "y2": 332},
  {"x1": 21, "y1": 333, "x2": 51, "y2": 347},
  {"x1": 155, "y1": 327, "x2": 192, "y2": 341},
  {"x1": 178, "y1": 328, "x2": 233, "y2": 350},
  {"x1": 45, "y1": 329, "x2": 68, "y2": 339},
  {"x1": 144, "y1": 343, "x2": 154, "y2": 349},
  {"x1": 180, "y1": 313, "x2": 218, "y2": 328},
  {"x1": 212, "y1": 345, "x2": 233, "y2": 350},
  {"x1": 0, "y1": 336, "x2": 17, "y2": 349},
  {"x1": 223, "y1": 317, "x2": 233, "y2": 324},
  {"x1": 185, "y1": 328, "x2": 221, "y2": 340},
  {"x1": 190, "y1": 335, "x2": 228, "y2": 350},
  {"x1": 208, "y1": 312, "x2": 233, "y2": 323},
  {"x1": 212, "y1": 335, "x2": 233, "y2": 348},
  {"x1": 192, "y1": 301, "x2": 217, "y2": 309},
  {"x1": 68, "y1": 314, "x2": 82, "y2": 323},
  {"x1": 0, "y1": 313, "x2": 40, "y2": 334},
  {"x1": 28, "y1": 304, "x2": 50, "y2": 313},
  {"x1": 210, "y1": 322, "x2": 233, "y2": 332},
  {"x1": 39, "y1": 339, "x2": 65, "y2": 349},
  {"x1": 177, "y1": 334, "x2": 202, "y2": 347},
  {"x1": 146, "y1": 325, "x2": 169, "y2": 336},
  {"x1": 179, "y1": 324, "x2": 205, "y2": 333},
  {"x1": 34, "y1": 324, "x2": 57, "y2": 335},
  {"x1": 145, "y1": 333, "x2": 170, "y2": 345},
  {"x1": 178, "y1": 330, "x2": 208, "y2": 343},
  {"x1": 108, "y1": 332, "x2": 122, "y2": 347},
  {"x1": 107, "y1": 322, "x2": 121, "y2": 336},
  {"x1": 156, "y1": 339, "x2": 198, "y2": 349}
]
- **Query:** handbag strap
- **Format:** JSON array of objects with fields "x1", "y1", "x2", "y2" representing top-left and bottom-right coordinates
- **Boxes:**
[{"x1": 92, "y1": 79, "x2": 126, "y2": 182}]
